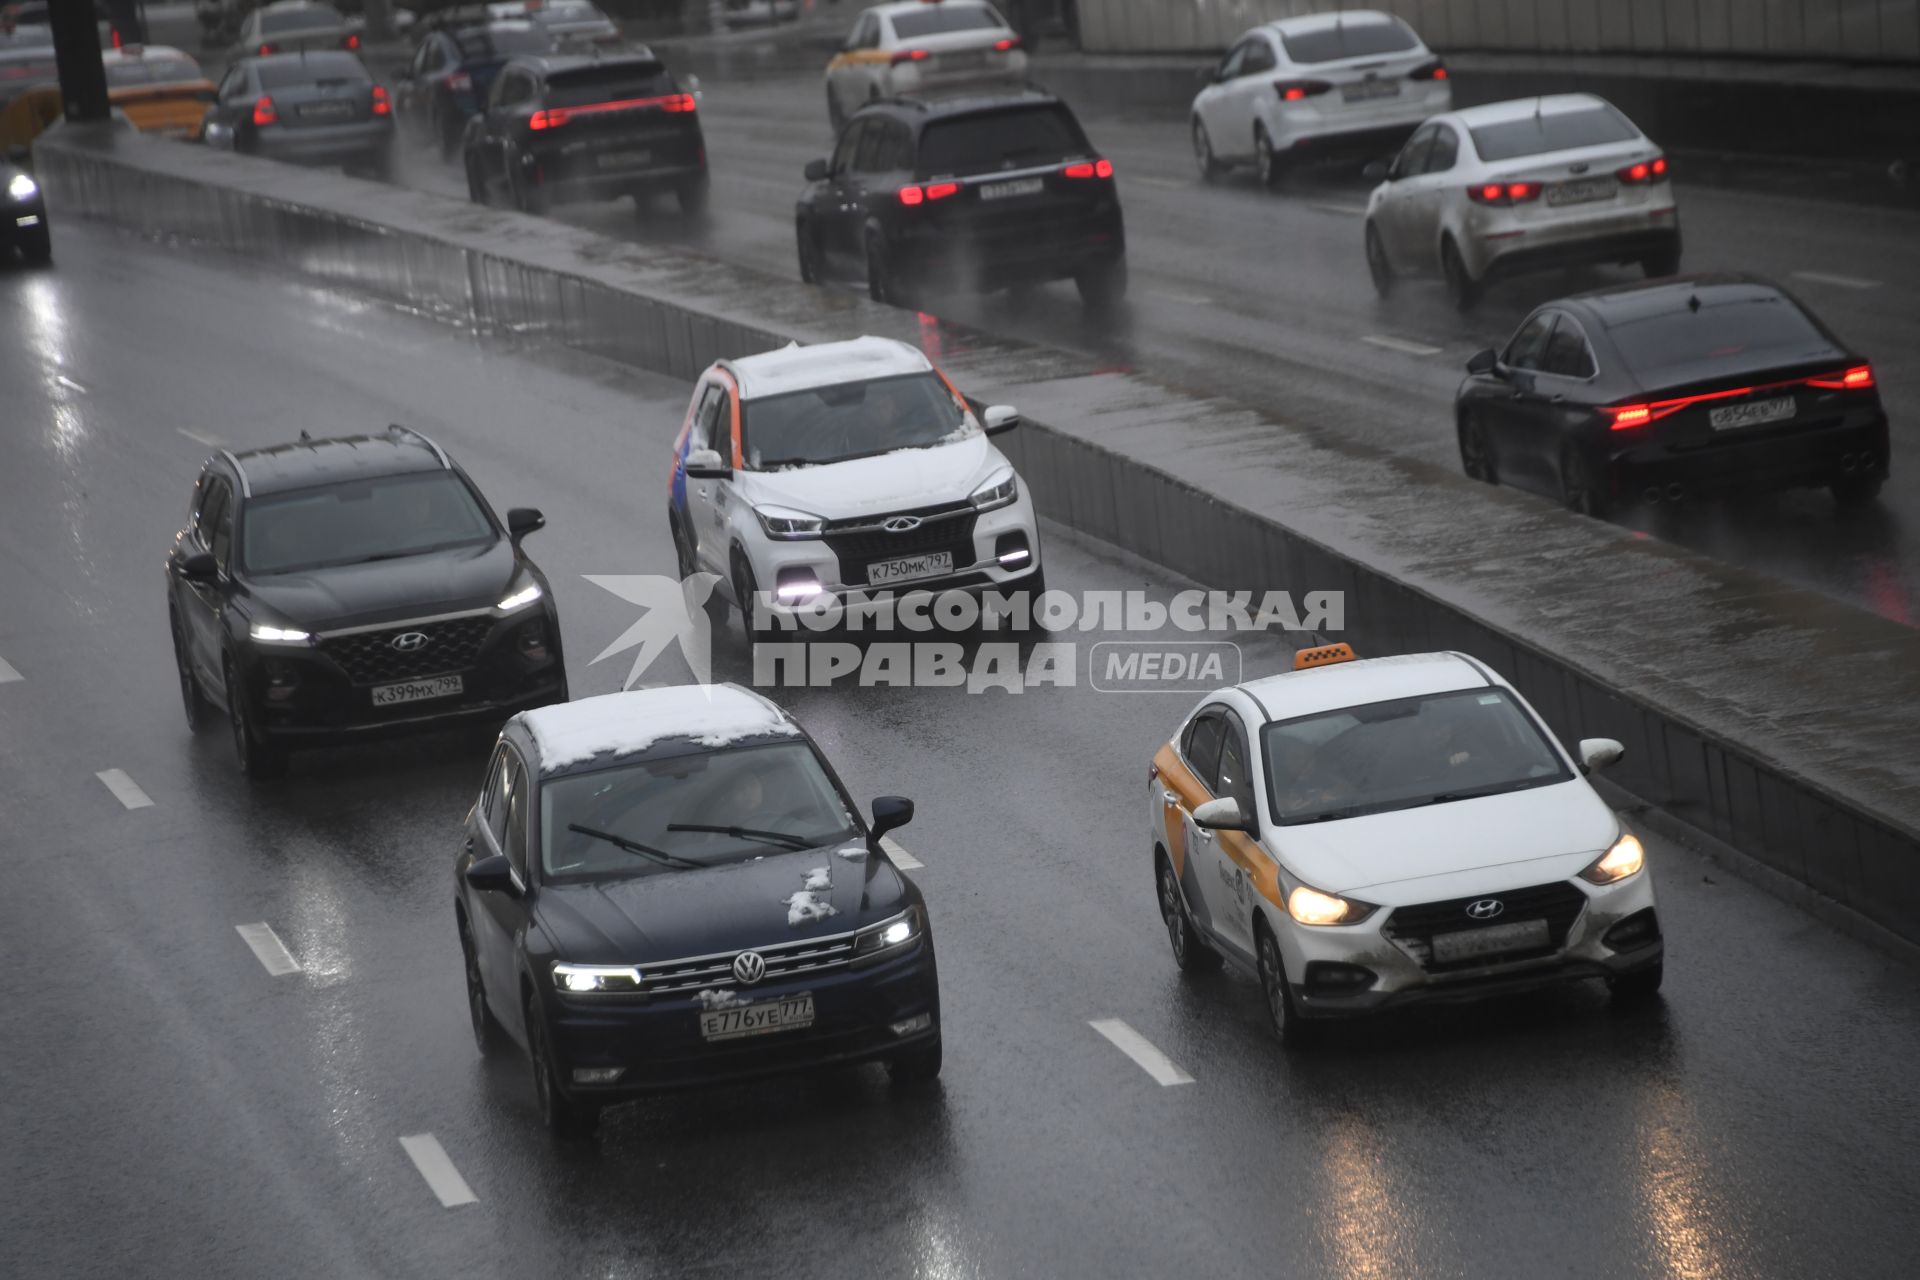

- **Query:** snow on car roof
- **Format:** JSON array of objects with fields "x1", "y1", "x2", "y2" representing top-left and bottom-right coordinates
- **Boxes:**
[
  {"x1": 520, "y1": 684, "x2": 799, "y2": 772},
  {"x1": 727, "y1": 336, "x2": 932, "y2": 401},
  {"x1": 1240, "y1": 652, "x2": 1493, "y2": 723},
  {"x1": 1264, "y1": 8, "x2": 1397, "y2": 34},
  {"x1": 1451, "y1": 93, "x2": 1608, "y2": 127}
]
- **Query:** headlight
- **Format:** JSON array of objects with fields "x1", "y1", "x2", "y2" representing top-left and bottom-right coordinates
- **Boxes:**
[
  {"x1": 1579, "y1": 833, "x2": 1645, "y2": 885},
  {"x1": 852, "y1": 907, "x2": 922, "y2": 957},
  {"x1": 753, "y1": 504, "x2": 826, "y2": 540},
  {"x1": 497, "y1": 580, "x2": 543, "y2": 611},
  {"x1": 248, "y1": 620, "x2": 312, "y2": 644},
  {"x1": 970, "y1": 469, "x2": 1017, "y2": 511},
  {"x1": 551, "y1": 962, "x2": 644, "y2": 994},
  {"x1": 7, "y1": 173, "x2": 36, "y2": 202},
  {"x1": 1286, "y1": 884, "x2": 1376, "y2": 926}
]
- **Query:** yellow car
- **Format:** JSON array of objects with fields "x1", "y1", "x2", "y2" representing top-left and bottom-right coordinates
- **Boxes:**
[{"x1": 102, "y1": 44, "x2": 216, "y2": 139}]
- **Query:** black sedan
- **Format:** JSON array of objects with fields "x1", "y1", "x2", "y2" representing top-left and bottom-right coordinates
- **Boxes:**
[
  {"x1": 1455, "y1": 274, "x2": 1890, "y2": 516},
  {"x1": 165, "y1": 426, "x2": 567, "y2": 779},
  {"x1": 455, "y1": 685, "x2": 941, "y2": 1136},
  {"x1": 3, "y1": 144, "x2": 48, "y2": 264}
]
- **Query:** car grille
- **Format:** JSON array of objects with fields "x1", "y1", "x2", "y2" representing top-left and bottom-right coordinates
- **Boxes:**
[
  {"x1": 822, "y1": 502, "x2": 978, "y2": 586},
  {"x1": 642, "y1": 930, "x2": 860, "y2": 995},
  {"x1": 1382, "y1": 881, "x2": 1588, "y2": 972},
  {"x1": 317, "y1": 614, "x2": 494, "y2": 685}
]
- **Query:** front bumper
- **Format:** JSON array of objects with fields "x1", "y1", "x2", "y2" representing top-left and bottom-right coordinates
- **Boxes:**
[
  {"x1": 5, "y1": 201, "x2": 48, "y2": 245},
  {"x1": 1609, "y1": 410, "x2": 1889, "y2": 496}
]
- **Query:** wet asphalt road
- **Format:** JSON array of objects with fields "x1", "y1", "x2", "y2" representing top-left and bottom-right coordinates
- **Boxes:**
[
  {"x1": 4, "y1": 226, "x2": 1920, "y2": 1278},
  {"x1": 376, "y1": 68, "x2": 1920, "y2": 628}
]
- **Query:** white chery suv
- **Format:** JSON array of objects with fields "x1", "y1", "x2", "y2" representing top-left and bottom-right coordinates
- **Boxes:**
[{"x1": 667, "y1": 336, "x2": 1042, "y2": 633}]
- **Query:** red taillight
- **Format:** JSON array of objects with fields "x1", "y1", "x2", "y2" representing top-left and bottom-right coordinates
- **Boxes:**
[
  {"x1": 531, "y1": 94, "x2": 693, "y2": 130},
  {"x1": 924, "y1": 181, "x2": 959, "y2": 200},
  {"x1": 1607, "y1": 404, "x2": 1652, "y2": 429},
  {"x1": 1468, "y1": 181, "x2": 1541, "y2": 205},
  {"x1": 111, "y1": 28, "x2": 122, "y2": 49},
  {"x1": 258, "y1": 43, "x2": 276, "y2": 55},
  {"x1": 1619, "y1": 155, "x2": 1670, "y2": 184},
  {"x1": 992, "y1": 36, "x2": 1020, "y2": 52},
  {"x1": 1062, "y1": 158, "x2": 1114, "y2": 179},
  {"x1": 252, "y1": 95, "x2": 278, "y2": 126},
  {"x1": 447, "y1": 71, "x2": 472, "y2": 92},
  {"x1": 1410, "y1": 59, "x2": 1447, "y2": 80},
  {"x1": 1808, "y1": 364, "x2": 1875, "y2": 390},
  {"x1": 371, "y1": 84, "x2": 390, "y2": 116},
  {"x1": 662, "y1": 93, "x2": 697, "y2": 113},
  {"x1": 529, "y1": 107, "x2": 569, "y2": 130},
  {"x1": 343, "y1": 33, "x2": 360, "y2": 50},
  {"x1": 891, "y1": 48, "x2": 930, "y2": 65},
  {"x1": 1275, "y1": 79, "x2": 1331, "y2": 102},
  {"x1": 899, "y1": 184, "x2": 924, "y2": 206}
]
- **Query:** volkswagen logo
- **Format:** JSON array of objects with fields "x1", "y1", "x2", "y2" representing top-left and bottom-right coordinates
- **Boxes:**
[
  {"x1": 390, "y1": 631, "x2": 430, "y2": 652},
  {"x1": 731, "y1": 951, "x2": 767, "y2": 985},
  {"x1": 882, "y1": 516, "x2": 923, "y2": 533},
  {"x1": 1569, "y1": 161, "x2": 1590, "y2": 175},
  {"x1": 1465, "y1": 898, "x2": 1505, "y2": 921}
]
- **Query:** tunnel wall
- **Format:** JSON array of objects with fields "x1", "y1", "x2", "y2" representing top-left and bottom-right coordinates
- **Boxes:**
[{"x1": 30, "y1": 124, "x2": 1920, "y2": 956}]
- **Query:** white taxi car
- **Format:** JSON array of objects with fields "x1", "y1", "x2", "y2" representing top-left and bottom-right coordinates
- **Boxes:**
[
  {"x1": 1149, "y1": 644, "x2": 1662, "y2": 1046},
  {"x1": 824, "y1": 0, "x2": 1025, "y2": 130},
  {"x1": 667, "y1": 336, "x2": 1043, "y2": 634},
  {"x1": 1363, "y1": 93, "x2": 1681, "y2": 310},
  {"x1": 1190, "y1": 9, "x2": 1449, "y2": 187}
]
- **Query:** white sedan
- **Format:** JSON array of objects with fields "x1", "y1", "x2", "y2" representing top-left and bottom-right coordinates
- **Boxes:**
[
  {"x1": 1149, "y1": 645, "x2": 1663, "y2": 1046},
  {"x1": 1363, "y1": 93, "x2": 1682, "y2": 310},
  {"x1": 824, "y1": 0, "x2": 1025, "y2": 130}
]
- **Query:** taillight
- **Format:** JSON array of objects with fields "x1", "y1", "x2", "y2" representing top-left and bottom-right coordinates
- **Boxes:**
[
  {"x1": 371, "y1": 84, "x2": 390, "y2": 116},
  {"x1": 1808, "y1": 364, "x2": 1875, "y2": 390},
  {"x1": 1410, "y1": 59, "x2": 1447, "y2": 80},
  {"x1": 899, "y1": 184, "x2": 924, "y2": 206},
  {"x1": 1618, "y1": 155, "x2": 1669, "y2": 183},
  {"x1": 258, "y1": 43, "x2": 276, "y2": 55},
  {"x1": 1467, "y1": 181, "x2": 1541, "y2": 205},
  {"x1": 1062, "y1": 158, "x2": 1114, "y2": 179},
  {"x1": 899, "y1": 182, "x2": 960, "y2": 205},
  {"x1": 531, "y1": 94, "x2": 692, "y2": 129},
  {"x1": 992, "y1": 36, "x2": 1020, "y2": 52},
  {"x1": 1607, "y1": 404, "x2": 1653, "y2": 429},
  {"x1": 342, "y1": 33, "x2": 360, "y2": 50},
  {"x1": 528, "y1": 108, "x2": 569, "y2": 130},
  {"x1": 661, "y1": 93, "x2": 697, "y2": 113},
  {"x1": 891, "y1": 48, "x2": 930, "y2": 65},
  {"x1": 252, "y1": 96, "x2": 278, "y2": 126},
  {"x1": 447, "y1": 71, "x2": 472, "y2": 92},
  {"x1": 1274, "y1": 79, "x2": 1331, "y2": 102},
  {"x1": 111, "y1": 28, "x2": 122, "y2": 49}
]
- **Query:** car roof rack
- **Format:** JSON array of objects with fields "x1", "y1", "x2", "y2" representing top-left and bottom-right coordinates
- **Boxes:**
[{"x1": 386, "y1": 423, "x2": 452, "y2": 468}]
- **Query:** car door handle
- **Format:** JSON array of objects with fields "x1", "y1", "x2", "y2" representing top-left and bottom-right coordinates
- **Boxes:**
[
  {"x1": 1195, "y1": 828, "x2": 1215, "y2": 843},
  {"x1": 1161, "y1": 790, "x2": 1181, "y2": 806}
]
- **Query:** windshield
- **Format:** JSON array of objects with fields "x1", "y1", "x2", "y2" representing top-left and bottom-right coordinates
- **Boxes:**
[
  {"x1": 541, "y1": 741, "x2": 862, "y2": 882},
  {"x1": 1280, "y1": 19, "x2": 1418, "y2": 64},
  {"x1": 1263, "y1": 688, "x2": 1571, "y2": 825},
  {"x1": 890, "y1": 5, "x2": 1004, "y2": 38},
  {"x1": 1469, "y1": 105, "x2": 1639, "y2": 161},
  {"x1": 241, "y1": 470, "x2": 495, "y2": 574},
  {"x1": 1607, "y1": 293, "x2": 1831, "y2": 378},
  {"x1": 741, "y1": 372, "x2": 969, "y2": 469},
  {"x1": 260, "y1": 6, "x2": 344, "y2": 34},
  {"x1": 456, "y1": 26, "x2": 554, "y2": 58},
  {"x1": 916, "y1": 104, "x2": 1089, "y2": 177},
  {"x1": 105, "y1": 57, "x2": 204, "y2": 88}
]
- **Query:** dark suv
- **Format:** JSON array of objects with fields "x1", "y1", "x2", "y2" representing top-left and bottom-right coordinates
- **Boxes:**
[
  {"x1": 460, "y1": 49, "x2": 707, "y2": 216},
  {"x1": 165, "y1": 427, "x2": 568, "y2": 779},
  {"x1": 795, "y1": 89, "x2": 1126, "y2": 309}
]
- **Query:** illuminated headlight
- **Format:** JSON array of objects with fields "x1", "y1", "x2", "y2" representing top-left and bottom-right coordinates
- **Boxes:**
[
  {"x1": 754, "y1": 504, "x2": 826, "y2": 540},
  {"x1": 552, "y1": 962, "x2": 644, "y2": 994},
  {"x1": 7, "y1": 173, "x2": 36, "y2": 202},
  {"x1": 248, "y1": 620, "x2": 312, "y2": 644},
  {"x1": 1286, "y1": 884, "x2": 1377, "y2": 926},
  {"x1": 497, "y1": 580, "x2": 544, "y2": 611},
  {"x1": 1579, "y1": 832, "x2": 1646, "y2": 885},
  {"x1": 969, "y1": 469, "x2": 1017, "y2": 511},
  {"x1": 852, "y1": 908, "x2": 921, "y2": 957}
]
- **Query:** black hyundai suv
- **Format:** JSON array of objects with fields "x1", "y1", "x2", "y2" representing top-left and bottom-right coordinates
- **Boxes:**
[
  {"x1": 460, "y1": 48, "x2": 707, "y2": 216},
  {"x1": 164, "y1": 427, "x2": 568, "y2": 779},
  {"x1": 795, "y1": 89, "x2": 1127, "y2": 309}
]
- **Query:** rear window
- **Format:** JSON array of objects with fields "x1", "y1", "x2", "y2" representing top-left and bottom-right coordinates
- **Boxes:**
[
  {"x1": 104, "y1": 57, "x2": 203, "y2": 88},
  {"x1": 258, "y1": 54, "x2": 366, "y2": 88},
  {"x1": 916, "y1": 104, "x2": 1089, "y2": 177},
  {"x1": 1469, "y1": 105, "x2": 1639, "y2": 161},
  {"x1": 260, "y1": 5, "x2": 344, "y2": 34},
  {"x1": 890, "y1": 4, "x2": 1004, "y2": 38},
  {"x1": 455, "y1": 26, "x2": 553, "y2": 58},
  {"x1": 545, "y1": 63, "x2": 675, "y2": 106},
  {"x1": 541, "y1": 1, "x2": 607, "y2": 19},
  {"x1": 1280, "y1": 18, "x2": 1418, "y2": 64},
  {"x1": 1607, "y1": 294, "x2": 1833, "y2": 378}
]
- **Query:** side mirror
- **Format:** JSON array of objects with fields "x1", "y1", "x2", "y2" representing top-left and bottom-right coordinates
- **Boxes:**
[
  {"x1": 506, "y1": 507, "x2": 545, "y2": 540},
  {"x1": 1466, "y1": 347, "x2": 1499, "y2": 376},
  {"x1": 465, "y1": 853, "x2": 519, "y2": 895},
  {"x1": 982, "y1": 404, "x2": 1019, "y2": 435},
  {"x1": 804, "y1": 157, "x2": 829, "y2": 182},
  {"x1": 178, "y1": 551, "x2": 219, "y2": 583},
  {"x1": 1579, "y1": 738, "x2": 1625, "y2": 772},
  {"x1": 684, "y1": 447, "x2": 732, "y2": 479},
  {"x1": 1192, "y1": 796, "x2": 1254, "y2": 834},
  {"x1": 1362, "y1": 159, "x2": 1389, "y2": 182},
  {"x1": 869, "y1": 795, "x2": 915, "y2": 853}
]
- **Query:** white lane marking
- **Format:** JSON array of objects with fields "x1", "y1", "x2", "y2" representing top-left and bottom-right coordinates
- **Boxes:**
[
  {"x1": 400, "y1": 1134, "x2": 478, "y2": 1208},
  {"x1": 1310, "y1": 202, "x2": 1369, "y2": 217},
  {"x1": 1147, "y1": 288, "x2": 1213, "y2": 307},
  {"x1": 1089, "y1": 1019, "x2": 1193, "y2": 1086},
  {"x1": 177, "y1": 427, "x2": 226, "y2": 447},
  {"x1": 1132, "y1": 175, "x2": 1186, "y2": 190},
  {"x1": 96, "y1": 768, "x2": 154, "y2": 810},
  {"x1": 881, "y1": 836, "x2": 923, "y2": 869},
  {"x1": 55, "y1": 374, "x2": 88, "y2": 394},
  {"x1": 1361, "y1": 333, "x2": 1444, "y2": 357},
  {"x1": 1790, "y1": 270, "x2": 1881, "y2": 290},
  {"x1": 235, "y1": 923, "x2": 302, "y2": 976},
  {"x1": 0, "y1": 652, "x2": 20, "y2": 682}
]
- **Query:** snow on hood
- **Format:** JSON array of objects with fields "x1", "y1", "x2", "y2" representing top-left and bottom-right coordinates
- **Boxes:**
[
  {"x1": 521, "y1": 685, "x2": 797, "y2": 771},
  {"x1": 735, "y1": 434, "x2": 1009, "y2": 521}
]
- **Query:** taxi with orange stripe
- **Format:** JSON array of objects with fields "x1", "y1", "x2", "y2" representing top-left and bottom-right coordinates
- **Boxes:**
[
  {"x1": 1149, "y1": 644, "x2": 1662, "y2": 1045},
  {"x1": 824, "y1": 0, "x2": 1025, "y2": 130},
  {"x1": 101, "y1": 45, "x2": 216, "y2": 139},
  {"x1": 667, "y1": 335, "x2": 1041, "y2": 634}
]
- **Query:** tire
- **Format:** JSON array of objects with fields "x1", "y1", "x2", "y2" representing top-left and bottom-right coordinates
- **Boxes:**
[
  {"x1": 1641, "y1": 248, "x2": 1681, "y2": 279},
  {"x1": 796, "y1": 216, "x2": 824, "y2": 284},
  {"x1": 1158, "y1": 855, "x2": 1222, "y2": 973},
  {"x1": 886, "y1": 1034, "x2": 942, "y2": 1085},
  {"x1": 437, "y1": 105, "x2": 463, "y2": 162},
  {"x1": 511, "y1": 162, "x2": 548, "y2": 216},
  {"x1": 1255, "y1": 923, "x2": 1315, "y2": 1048},
  {"x1": 170, "y1": 611, "x2": 214, "y2": 733},
  {"x1": 19, "y1": 228, "x2": 52, "y2": 266},
  {"x1": 1560, "y1": 445, "x2": 1612, "y2": 518},
  {"x1": 1364, "y1": 220, "x2": 1393, "y2": 300},
  {"x1": 1254, "y1": 125, "x2": 1283, "y2": 188},
  {"x1": 676, "y1": 175, "x2": 710, "y2": 218},
  {"x1": 1609, "y1": 960, "x2": 1664, "y2": 1004},
  {"x1": 732, "y1": 554, "x2": 775, "y2": 642},
  {"x1": 1831, "y1": 474, "x2": 1885, "y2": 507},
  {"x1": 1192, "y1": 118, "x2": 1221, "y2": 183},
  {"x1": 1011, "y1": 567, "x2": 1046, "y2": 635},
  {"x1": 225, "y1": 658, "x2": 287, "y2": 781},
  {"x1": 526, "y1": 995, "x2": 599, "y2": 1138},
  {"x1": 865, "y1": 230, "x2": 904, "y2": 306},
  {"x1": 1075, "y1": 258, "x2": 1128, "y2": 310},
  {"x1": 460, "y1": 916, "x2": 507, "y2": 1057},
  {"x1": 464, "y1": 155, "x2": 487, "y2": 204},
  {"x1": 1441, "y1": 236, "x2": 1481, "y2": 312},
  {"x1": 356, "y1": 145, "x2": 394, "y2": 184},
  {"x1": 671, "y1": 515, "x2": 698, "y2": 581},
  {"x1": 1458, "y1": 413, "x2": 1497, "y2": 484}
]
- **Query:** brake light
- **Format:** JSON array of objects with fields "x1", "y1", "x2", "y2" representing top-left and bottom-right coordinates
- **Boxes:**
[
  {"x1": 1467, "y1": 181, "x2": 1541, "y2": 205},
  {"x1": 1061, "y1": 158, "x2": 1114, "y2": 179},
  {"x1": 661, "y1": 93, "x2": 697, "y2": 113},
  {"x1": 1274, "y1": 79, "x2": 1331, "y2": 102},
  {"x1": 1607, "y1": 404, "x2": 1652, "y2": 429},
  {"x1": 891, "y1": 48, "x2": 930, "y2": 65},
  {"x1": 529, "y1": 107, "x2": 569, "y2": 130},
  {"x1": 1808, "y1": 364, "x2": 1875, "y2": 390},
  {"x1": 992, "y1": 36, "x2": 1020, "y2": 52},
  {"x1": 111, "y1": 28, "x2": 122, "y2": 49},
  {"x1": 899, "y1": 184, "x2": 924, "y2": 206},
  {"x1": 1410, "y1": 59, "x2": 1447, "y2": 80},
  {"x1": 530, "y1": 93, "x2": 694, "y2": 130},
  {"x1": 258, "y1": 43, "x2": 277, "y2": 55},
  {"x1": 252, "y1": 95, "x2": 278, "y2": 126},
  {"x1": 924, "y1": 182, "x2": 959, "y2": 200},
  {"x1": 343, "y1": 33, "x2": 360, "y2": 50},
  {"x1": 371, "y1": 84, "x2": 390, "y2": 116},
  {"x1": 447, "y1": 71, "x2": 472, "y2": 92}
]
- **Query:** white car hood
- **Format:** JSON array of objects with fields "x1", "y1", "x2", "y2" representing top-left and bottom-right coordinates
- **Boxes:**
[
  {"x1": 1273, "y1": 779, "x2": 1620, "y2": 903},
  {"x1": 736, "y1": 434, "x2": 1006, "y2": 520}
]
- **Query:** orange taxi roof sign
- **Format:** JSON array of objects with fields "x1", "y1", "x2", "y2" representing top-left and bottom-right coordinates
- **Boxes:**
[{"x1": 1294, "y1": 643, "x2": 1356, "y2": 671}]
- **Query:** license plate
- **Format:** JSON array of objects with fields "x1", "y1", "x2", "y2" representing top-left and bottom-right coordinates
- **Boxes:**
[
  {"x1": 1547, "y1": 177, "x2": 1617, "y2": 206},
  {"x1": 299, "y1": 101, "x2": 353, "y2": 120},
  {"x1": 1341, "y1": 78, "x2": 1399, "y2": 102},
  {"x1": 981, "y1": 177, "x2": 1043, "y2": 201},
  {"x1": 938, "y1": 51, "x2": 986, "y2": 70},
  {"x1": 370, "y1": 674, "x2": 464, "y2": 706},
  {"x1": 699, "y1": 995, "x2": 815, "y2": 1041},
  {"x1": 1710, "y1": 395, "x2": 1795, "y2": 430},
  {"x1": 868, "y1": 551, "x2": 953, "y2": 585},
  {"x1": 1430, "y1": 918, "x2": 1550, "y2": 964},
  {"x1": 596, "y1": 149, "x2": 652, "y2": 170}
]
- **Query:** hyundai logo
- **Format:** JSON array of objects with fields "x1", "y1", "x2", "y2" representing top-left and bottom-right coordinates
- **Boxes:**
[
  {"x1": 1465, "y1": 898, "x2": 1505, "y2": 921},
  {"x1": 731, "y1": 951, "x2": 766, "y2": 985},
  {"x1": 390, "y1": 631, "x2": 430, "y2": 652},
  {"x1": 882, "y1": 516, "x2": 923, "y2": 533}
]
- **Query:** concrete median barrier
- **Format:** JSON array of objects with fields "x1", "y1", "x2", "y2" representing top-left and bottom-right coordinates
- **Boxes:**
[{"x1": 31, "y1": 121, "x2": 1920, "y2": 954}]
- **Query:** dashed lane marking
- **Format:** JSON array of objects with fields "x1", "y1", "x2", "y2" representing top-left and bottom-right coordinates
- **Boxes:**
[
  {"x1": 399, "y1": 1134, "x2": 478, "y2": 1208},
  {"x1": 1361, "y1": 334, "x2": 1444, "y2": 357},
  {"x1": 96, "y1": 768, "x2": 154, "y2": 810},
  {"x1": 177, "y1": 427, "x2": 226, "y2": 447},
  {"x1": 1147, "y1": 288, "x2": 1214, "y2": 307},
  {"x1": 55, "y1": 374, "x2": 88, "y2": 394},
  {"x1": 1309, "y1": 202, "x2": 1369, "y2": 217},
  {"x1": 235, "y1": 923, "x2": 302, "y2": 976},
  {"x1": 1791, "y1": 270, "x2": 1881, "y2": 290},
  {"x1": 881, "y1": 836, "x2": 923, "y2": 869},
  {"x1": 1089, "y1": 1019, "x2": 1194, "y2": 1086}
]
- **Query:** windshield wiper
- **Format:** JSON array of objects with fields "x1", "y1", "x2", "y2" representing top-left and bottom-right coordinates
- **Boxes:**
[
  {"x1": 667, "y1": 823, "x2": 815, "y2": 851},
  {"x1": 568, "y1": 823, "x2": 704, "y2": 869}
]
